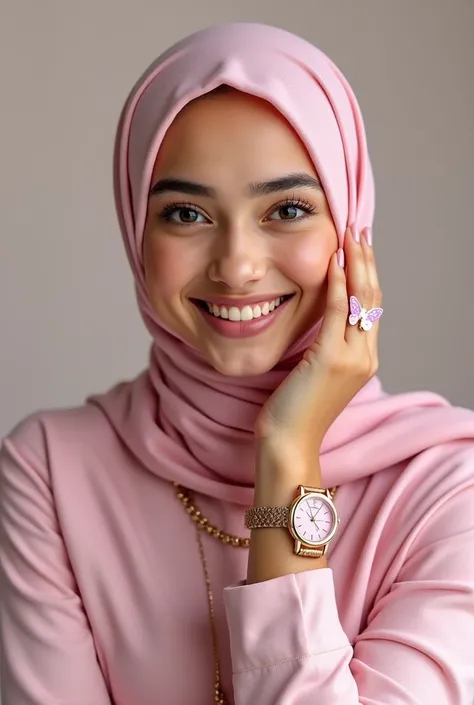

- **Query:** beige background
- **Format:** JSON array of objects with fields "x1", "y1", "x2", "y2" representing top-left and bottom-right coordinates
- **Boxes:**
[{"x1": 1, "y1": 0, "x2": 473, "y2": 441}]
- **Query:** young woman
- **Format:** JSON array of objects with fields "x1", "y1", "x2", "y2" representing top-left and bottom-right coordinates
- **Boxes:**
[{"x1": 1, "y1": 22, "x2": 474, "y2": 705}]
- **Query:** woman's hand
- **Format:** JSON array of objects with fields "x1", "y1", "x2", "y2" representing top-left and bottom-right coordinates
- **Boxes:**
[{"x1": 255, "y1": 226, "x2": 382, "y2": 472}]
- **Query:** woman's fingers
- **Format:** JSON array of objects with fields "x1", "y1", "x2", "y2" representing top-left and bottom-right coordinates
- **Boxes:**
[
  {"x1": 359, "y1": 229, "x2": 382, "y2": 371},
  {"x1": 317, "y1": 225, "x2": 382, "y2": 372},
  {"x1": 360, "y1": 230, "x2": 382, "y2": 307},
  {"x1": 345, "y1": 226, "x2": 371, "y2": 303},
  {"x1": 317, "y1": 251, "x2": 349, "y2": 347},
  {"x1": 345, "y1": 226, "x2": 373, "y2": 345}
]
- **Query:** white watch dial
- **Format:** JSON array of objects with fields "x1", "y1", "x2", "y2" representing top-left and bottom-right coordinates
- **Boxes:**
[{"x1": 291, "y1": 493, "x2": 338, "y2": 546}]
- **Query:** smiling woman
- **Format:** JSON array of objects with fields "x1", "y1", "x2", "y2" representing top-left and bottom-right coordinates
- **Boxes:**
[
  {"x1": 142, "y1": 89, "x2": 337, "y2": 375},
  {"x1": 1, "y1": 21, "x2": 474, "y2": 705}
]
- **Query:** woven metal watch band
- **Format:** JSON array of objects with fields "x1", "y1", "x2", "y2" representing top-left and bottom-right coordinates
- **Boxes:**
[
  {"x1": 244, "y1": 505, "x2": 289, "y2": 530},
  {"x1": 244, "y1": 506, "x2": 325, "y2": 558},
  {"x1": 298, "y1": 546, "x2": 324, "y2": 557}
]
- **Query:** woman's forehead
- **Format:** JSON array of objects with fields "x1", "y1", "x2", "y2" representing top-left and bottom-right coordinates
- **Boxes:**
[{"x1": 149, "y1": 90, "x2": 317, "y2": 184}]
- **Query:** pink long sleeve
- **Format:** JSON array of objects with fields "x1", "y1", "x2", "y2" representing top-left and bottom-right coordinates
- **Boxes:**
[
  {"x1": 224, "y1": 483, "x2": 474, "y2": 704},
  {"x1": 0, "y1": 439, "x2": 111, "y2": 705},
  {"x1": 2, "y1": 408, "x2": 474, "y2": 704}
]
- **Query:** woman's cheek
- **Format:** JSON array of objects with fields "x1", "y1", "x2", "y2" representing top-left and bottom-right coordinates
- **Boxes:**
[
  {"x1": 144, "y1": 236, "x2": 198, "y2": 300},
  {"x1": 278, "y1": 231, "x2": 334, "y2": 290}
]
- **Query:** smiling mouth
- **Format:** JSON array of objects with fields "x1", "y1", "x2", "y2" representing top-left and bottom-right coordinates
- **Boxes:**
[{"x1": 192, "y1": 294, "x2": 295, "y2": 322}]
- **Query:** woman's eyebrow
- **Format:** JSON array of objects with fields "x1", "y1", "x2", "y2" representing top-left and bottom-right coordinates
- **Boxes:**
[
  {"x1": 248, "y1": 173, "x2": 322, "y2": 196},
  {"x1": 148, "y1": 172, "x2": 322, "y2": 198},
  {"x1": 149, "y1": 178, "x2": 214, "y2": 197}
]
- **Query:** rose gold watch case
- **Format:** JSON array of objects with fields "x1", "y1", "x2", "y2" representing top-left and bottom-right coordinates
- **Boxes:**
[{"x1": 288, "y1": 485, "x2": 339, "y2": 555}]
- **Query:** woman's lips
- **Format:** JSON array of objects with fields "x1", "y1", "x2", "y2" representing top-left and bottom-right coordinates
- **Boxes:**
[{"x1": 191, "y1": 295, "x2": 295, "y2": 339}]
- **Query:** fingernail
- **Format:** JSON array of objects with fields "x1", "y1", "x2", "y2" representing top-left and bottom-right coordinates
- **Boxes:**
[
  {"x1": 351, "y1": 223, "x2": 360, "y2": 243},
  {"x1": 365, "y1": 227, "x2": 373, "y2": 246},
  {"x1": 337, "y1": 248, "x2": 345, "y2": 268}
]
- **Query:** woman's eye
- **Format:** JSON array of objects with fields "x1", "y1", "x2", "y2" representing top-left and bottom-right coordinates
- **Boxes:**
[
  {"x1": 267, "y1": 204, "x2": 309, "y2": 221},
  {"x1": 162, "y1": 207, "x2": 207, "y2": 224}
]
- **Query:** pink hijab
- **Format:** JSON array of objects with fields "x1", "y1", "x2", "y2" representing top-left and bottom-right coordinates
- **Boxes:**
[{"x1": 90, "y1": 22, "x2": 474, "y2": 505}]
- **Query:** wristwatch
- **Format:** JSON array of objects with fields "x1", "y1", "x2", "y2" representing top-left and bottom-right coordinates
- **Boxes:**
[{"x1": 244, "y1": 485, "x2": 339, "y2": 557}]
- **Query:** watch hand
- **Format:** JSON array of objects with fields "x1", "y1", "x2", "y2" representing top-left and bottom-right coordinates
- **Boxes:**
[{"x1": 313, "y1": 503, "x2": 324, "y2": 518}]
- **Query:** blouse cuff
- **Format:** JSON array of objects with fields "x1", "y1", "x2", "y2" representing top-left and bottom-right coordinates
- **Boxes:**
[{"x1": 223, "y1": 568, "x2": 349, "y2": 674}]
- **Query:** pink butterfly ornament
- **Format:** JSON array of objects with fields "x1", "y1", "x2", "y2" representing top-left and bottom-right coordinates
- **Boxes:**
[{"x1": 349, "y1": 296, "x2": 383, "y2": 331}]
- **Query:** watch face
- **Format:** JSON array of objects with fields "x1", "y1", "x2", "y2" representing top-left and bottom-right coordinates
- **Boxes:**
[{"x1": 290, "y1": 493, "x2": 337, "y2": 546}]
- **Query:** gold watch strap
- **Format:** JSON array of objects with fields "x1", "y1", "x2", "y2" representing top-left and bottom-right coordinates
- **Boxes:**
[
  {"x1": 244, "y1": 507, "x2": 326, "y2": 557},
  {"x1": 298, "y1": 546, "x2": 325, "y2": 558},
  {"x1": 244, "y1": 505, "x2": 289, "y2": 530}
]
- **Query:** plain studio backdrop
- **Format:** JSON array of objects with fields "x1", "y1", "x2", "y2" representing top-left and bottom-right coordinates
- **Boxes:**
[{"x1": 0, "y1": 0, "x2": 473, "y2": 443}]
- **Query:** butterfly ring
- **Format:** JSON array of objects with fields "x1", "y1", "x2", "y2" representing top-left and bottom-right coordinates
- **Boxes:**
[{"x1": 348, "y1": 296, "x2": 383, "y2": 332}]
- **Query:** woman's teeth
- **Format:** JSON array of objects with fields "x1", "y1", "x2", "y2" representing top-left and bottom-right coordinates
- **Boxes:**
[{"x1": 205, "y1": 297, "x2": 285, "y2": 322}]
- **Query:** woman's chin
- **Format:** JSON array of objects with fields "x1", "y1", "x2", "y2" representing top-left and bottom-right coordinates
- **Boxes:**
[{"x1": 203, "y1": 346, "x2": 284, "y2": 378}]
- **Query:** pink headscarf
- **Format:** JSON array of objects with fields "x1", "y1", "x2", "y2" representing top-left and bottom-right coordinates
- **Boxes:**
[{"x1": 90, "y1": 22, "x2": 474, "y2": 505}]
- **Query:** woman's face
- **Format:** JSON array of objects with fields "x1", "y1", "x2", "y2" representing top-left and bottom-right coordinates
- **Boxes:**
[{"x1": 143, "y1": 89, "x2": 338, "y2": 377}]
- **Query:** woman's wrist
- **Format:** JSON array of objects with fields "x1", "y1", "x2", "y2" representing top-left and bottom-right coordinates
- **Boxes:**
[
  {"x1": 249, "y1": 446, "x2": 327, "y2": 584},
  {"x1": 255, "y1": 440, "x2": 322, "y2": 507}
]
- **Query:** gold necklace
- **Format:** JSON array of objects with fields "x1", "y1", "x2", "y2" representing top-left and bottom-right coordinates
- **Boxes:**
[{"x1": 174, "y1": 482, "x2": 337, "y2": 704}]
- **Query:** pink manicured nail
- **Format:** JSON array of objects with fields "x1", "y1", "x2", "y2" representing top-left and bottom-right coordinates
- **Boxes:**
[
  {"x1": 337, "y1": 248, "x2": 345, "y2": 268},
  {"x1": 365, "y1": 227, "x2": 373, "y2": 246},
  {"x1": 351, "y1": 223, "x2": 360, "y2": 243}
]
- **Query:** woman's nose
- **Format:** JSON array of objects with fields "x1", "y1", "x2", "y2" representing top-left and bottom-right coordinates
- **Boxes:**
[{"x1": 207, "y1": 227, "x2": 267, "y2": 289}]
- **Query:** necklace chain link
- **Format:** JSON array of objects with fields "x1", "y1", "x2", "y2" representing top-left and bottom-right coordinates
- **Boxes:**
[{"x1": 174, "y1": 482, "x2": 337, "y2": 704}]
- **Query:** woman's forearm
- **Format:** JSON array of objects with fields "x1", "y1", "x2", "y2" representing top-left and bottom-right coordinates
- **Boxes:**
[{"x1": 247, "y1": 447, "x2": 327, "y2": 584}]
